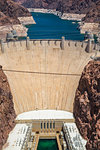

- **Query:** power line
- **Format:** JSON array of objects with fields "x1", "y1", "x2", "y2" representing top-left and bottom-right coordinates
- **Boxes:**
[{"x1": 4, "y1": 69, "x2": 81, "y2": 77}]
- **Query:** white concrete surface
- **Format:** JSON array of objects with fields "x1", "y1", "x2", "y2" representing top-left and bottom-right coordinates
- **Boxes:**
[
  {"x1": 63, "y1": 123, "x2": 87, "y2": 150},
  {"x1": 0, "y1": 40, "x2": 98, "y2": 114},
  {"x1": 3, "y1": 124, "x2": 30, "y2": 150},
  {"x1": 16, "y1": 110, "x2": 73, "y2": 121}
]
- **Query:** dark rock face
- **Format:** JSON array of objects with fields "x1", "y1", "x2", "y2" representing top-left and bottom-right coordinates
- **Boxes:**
[
  {"x1": 0, "y1": 0, "x2": 31, "y2": 25},
  {"x1": 0, "y1": 0, "x2": 30, "y2": 18},
  {"x1": 0, "y1": 66, "x2": 16, "y2": 150},
  {"x1": 83, "y1": 0, "x2": 100, "y2": 23},
  {"x1": 14, "y1": 0, "x2": 92, "y2": 13},
  {"x1": 73, "y1": 61, "x2": 100, "y2": 150},
  {"x1": 0, "y1": 11, "x2": 19, "y2": 26},
  {"x1": 13, "y1": 0, "x2": 100, "y2": 23}
]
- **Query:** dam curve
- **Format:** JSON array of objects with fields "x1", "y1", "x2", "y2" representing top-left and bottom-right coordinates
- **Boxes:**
[{"x1": 0, "y1": 39, "x2": 97, "y2": 115}]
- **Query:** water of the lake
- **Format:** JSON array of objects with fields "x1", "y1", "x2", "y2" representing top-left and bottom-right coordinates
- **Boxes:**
[{"x1": 26, "y1": 12, "x2": 84, "y2": 41}]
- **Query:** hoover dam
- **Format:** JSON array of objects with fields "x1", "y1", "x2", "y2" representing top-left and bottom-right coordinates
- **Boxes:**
[
  {"x1": 0, "y1": 0, "x2": 100, "y2": 149},
  {"x1": 1, "y1": 37, "x2": 100, "y2": 150},
  {"x1": 0, "y1": 38, "x2": 97, "y2": 115}
]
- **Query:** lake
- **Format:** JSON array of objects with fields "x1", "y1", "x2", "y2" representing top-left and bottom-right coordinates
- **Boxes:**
[{"x1": 26, "y1": 12, "x2": 84, "y2": 41}]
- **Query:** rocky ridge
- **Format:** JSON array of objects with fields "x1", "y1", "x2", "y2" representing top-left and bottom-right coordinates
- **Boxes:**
[
  {"x1": 0, "y1": 11, "x2": 19, "y2": 26},
  {"x1": 14, "y1": 0, "x2": 100, "y2": 23},
  {"x1": 0, "y1": 0, "x2": 30, "y2": 26},
  {"x1": 0, "y1": 66, "x2": 16, "y2": 150},
  {"x1": 82, "y1": 0, "x2": 100, "y2": 23},
  {"x1": 0, "y1": 0, "x2": 35, "y2": 40},
  {"x1": 73, "y1": 61, "x2": 100, "y2": 150}
]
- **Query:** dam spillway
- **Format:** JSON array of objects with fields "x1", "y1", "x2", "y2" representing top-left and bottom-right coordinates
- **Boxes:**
[{"x1": 0, "y1": 39, "x2": 96, "y2": 115}]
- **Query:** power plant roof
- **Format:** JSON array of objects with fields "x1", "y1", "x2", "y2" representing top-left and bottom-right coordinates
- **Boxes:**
[
  {"x1": 3, "y1": 124, "x2": 32, "y2": 150},
  {"x1": 16, "y1": 110, "x2": 73, "y2": 121}
]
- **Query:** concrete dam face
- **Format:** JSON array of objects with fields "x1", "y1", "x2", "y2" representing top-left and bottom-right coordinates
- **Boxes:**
[{"x1": 0, "y1": 40, "x2": 95, "y2": 115}]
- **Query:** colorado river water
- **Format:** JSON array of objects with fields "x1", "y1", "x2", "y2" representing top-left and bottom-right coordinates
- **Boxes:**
[
  {"x1": 26, "y1": 12, "x2": 84, "y2": 41},
  {"x1": 37, "y1": 139, "x2": 59, "y2": 150}
]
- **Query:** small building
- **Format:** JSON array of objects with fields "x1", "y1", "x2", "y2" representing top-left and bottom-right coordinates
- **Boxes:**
[
  {"x1": 84, "y1": 31, "x2": 94, "y2": 41},
  {"x1": 63, "y1": 123, "x2": 87, "y2": 150},
  {"x1": 6, "y1": 30, "x2": 18, "y2": 42}
]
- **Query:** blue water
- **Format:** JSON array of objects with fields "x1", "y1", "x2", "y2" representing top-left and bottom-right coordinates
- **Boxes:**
[
  {"x1": 26, "y1": 12, "x2": 84, "y2": 41},
  {"x1": 37, "y1": 139, "x2": 59, "y2": 150}
]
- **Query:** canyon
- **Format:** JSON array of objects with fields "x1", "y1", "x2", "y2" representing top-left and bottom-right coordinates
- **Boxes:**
[
  {"x1": 0, "y1": 1, "x2": 100, "y2": 149},
  {"x1": 0, "y1": 66, "x2": 16, "y2": 150},
  {"x1": 13, "y1": 0, "x2": 100, "y2": 34},
  {"x1": 14, "y1": 0, "x2": 100, "y2": 23},
  {"x1": 74, "y1": 61, "x2": 100, "y2": 150}
]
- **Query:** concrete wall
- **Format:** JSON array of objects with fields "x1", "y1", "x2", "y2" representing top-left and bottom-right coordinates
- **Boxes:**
[{"x1": 0, "y1": 40, "x2": 97, "y2": 114}]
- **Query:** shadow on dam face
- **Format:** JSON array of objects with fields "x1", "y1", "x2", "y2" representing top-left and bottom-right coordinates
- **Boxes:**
[{"x1": 0, "y1": 40, "x2": 97, "y2": 115}]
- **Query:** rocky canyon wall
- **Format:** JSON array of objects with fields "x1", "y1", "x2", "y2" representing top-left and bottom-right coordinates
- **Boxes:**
[
  {"x1": 74, "y1": 61, "x2": 100, "y2": 150},
  {"x1": 13, "y1": 0, "x2": 100, "y2": 23},
  {"x1": 0, "y1": 66, "x2": 16, "y2": 150},
  {"x1": 0, "y1": 0, "x2": 35, "y2": 40}
]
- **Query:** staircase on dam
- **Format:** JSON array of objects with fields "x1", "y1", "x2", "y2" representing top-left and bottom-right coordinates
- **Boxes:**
[{"x1": 0, "y1": 38, "x2": 99, "y2": 115}]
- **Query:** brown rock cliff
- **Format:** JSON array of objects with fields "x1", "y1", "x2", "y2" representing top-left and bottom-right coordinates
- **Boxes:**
[
  {"x1": 83, "y1": 0, "x2": 100, "y2": 23},
  {"x1": 0, "y1": 0, "x2": 31, "y2": 25},
  {"x1": 13, "y1": 0, "x2": 97, "y2": 14},
  {"x1": 73, "y1": 61, "x2": 100, "y2": 150},
  {"x1": 0, "y1": 66, "x2": 16, "y2": 150},
  {"x1": 14, "y1": 0, "x2": 100, "y2": 23}
]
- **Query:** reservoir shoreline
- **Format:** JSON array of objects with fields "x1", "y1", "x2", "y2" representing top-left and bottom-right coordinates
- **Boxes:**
[
  {"x1": 0, "y1": 16, "x2": 35, "y2": 40},
  {"x1": 0, "y1": 8, "x2": 99, "y2": 41},
  {"x1": 27, "y1": 12, "x2": 84, "y2": 41},
  {"x1": 28, "y1": 8, "x2": 85, "y2": 21},
  {"x1": 28, "y1": 8, "x2": 100, "y2": 34}
]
